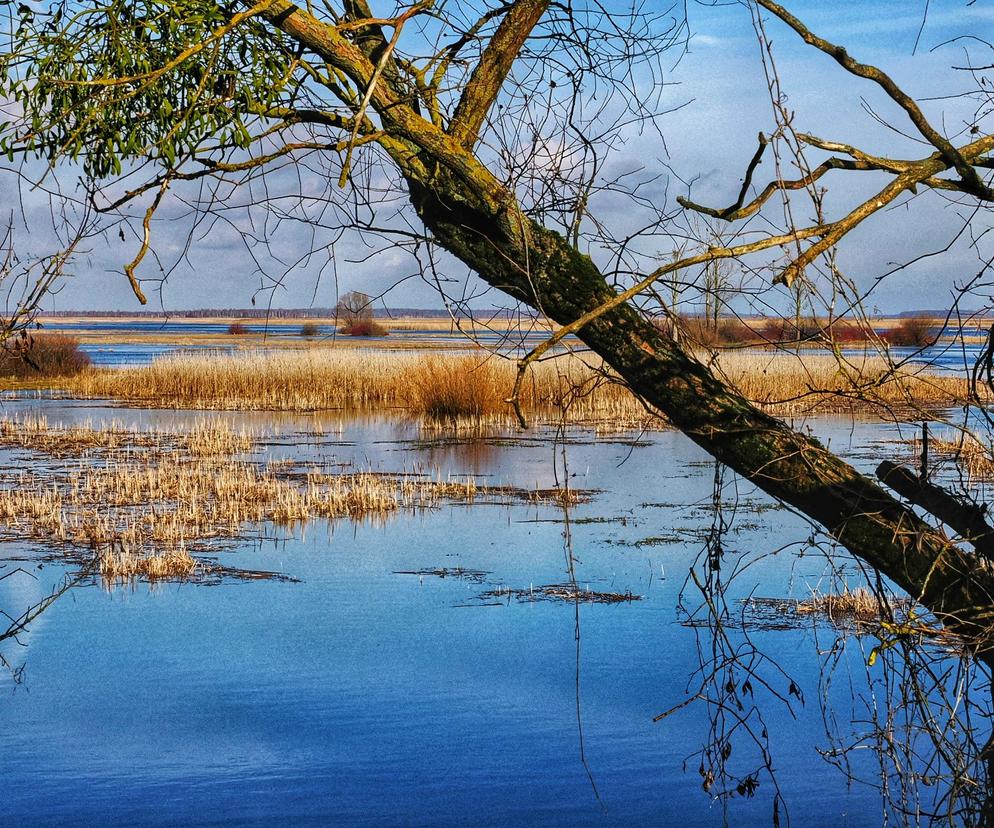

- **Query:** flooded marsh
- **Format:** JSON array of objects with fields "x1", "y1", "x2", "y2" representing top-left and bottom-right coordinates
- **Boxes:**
[{"x1": 0, "y1": 345, "x2": 990, "y2": 825}]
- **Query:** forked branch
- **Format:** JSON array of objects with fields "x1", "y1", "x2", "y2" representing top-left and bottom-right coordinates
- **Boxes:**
[
  {"x1": 448, "y1": 0, "x2": 550, "y2": 148},
  {"x1": 756, "y1": 0, "x2": 994, "y2": 199}
]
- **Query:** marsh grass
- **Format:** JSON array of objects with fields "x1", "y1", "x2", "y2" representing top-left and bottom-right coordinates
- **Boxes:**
[
  {"x1": 99, "y1": 545, "x2": 199, "y2": 580},
  {"x1": 904, "y1": 431, "x2": 994, "y2": 484},
  {"x1": 407, "y1": 355, "x2": 507, "y2": 419},
  {"x1": 0, "y1": 416, "x2": 575, "y2": 583},
  {"x1": 0, "y1": 415, "x2": 251, "y2": 459},
  {"x1": 714, "y1": 352, "x2": 968, "y2": 414},
  {"x1": 66, "y1": 350, "x2": 643, "y2": 424},
  {"x1": 61, "y1": 348, "x2": 971, "y2": 425}
]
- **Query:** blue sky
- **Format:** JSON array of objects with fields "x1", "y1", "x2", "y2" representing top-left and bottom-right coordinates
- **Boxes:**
[{"x1": 5, "y1": 0, "x2": 991, "y2": 314}]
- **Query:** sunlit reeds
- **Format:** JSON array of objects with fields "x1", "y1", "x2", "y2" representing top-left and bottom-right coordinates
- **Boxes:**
[
  {"x1": 62, "y1": 348, "x2": 971, "y2": 423},
  {"x1": 0, "y1": 415, "x2": 251, "y2": 459},
  {"x1": 99, "y1": 545, "x2": 199, "y2": 580},
  {"x1": 713, "y1": 352, "x2": 969, "y2": 414},
  {"x1": 0, "y1": 416, "x2": 572, "y2": 584},
  {"x1": 66, "y1": 349, "x2": 643, "y2": 424}
]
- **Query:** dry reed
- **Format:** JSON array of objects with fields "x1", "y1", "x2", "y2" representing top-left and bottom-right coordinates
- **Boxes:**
[
  {"x1": 99, "y1": 545, "x2": 199, "y2": 580},
  {"x1": 62, "y1": 348, "x2": 971, "y2": 424},
  {"x1": 904, "y1": 431, "x2": 994, "y2": 484},
  {"x1": 0, "y1": 416, "x2": 570, "y2": 583},
  {"x1": 794, "y1": 587, "x2": 901, "y2": 622},
  {"x1": 713, "y1": 352, "x2": 969, "y2": 413},
  {"x1": 65, "y1": 349, "x2": 642, "y2": 424}
]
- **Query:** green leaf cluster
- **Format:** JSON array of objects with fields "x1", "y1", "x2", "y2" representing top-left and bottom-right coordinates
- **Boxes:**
[{"x1": 0, "y1": 1, "x2": 298, "y2": 177}]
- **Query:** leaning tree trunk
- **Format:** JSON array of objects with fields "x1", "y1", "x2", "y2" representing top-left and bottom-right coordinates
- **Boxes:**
[
  {"x1": 256, "y1": 0, "x2": 994, "y2": 637},
  {"x1": 409, "y1": 180, "x2": 994, "y2": 636}
]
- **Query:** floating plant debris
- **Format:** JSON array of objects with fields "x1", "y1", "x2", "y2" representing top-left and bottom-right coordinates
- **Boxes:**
[
  {"x1": 394, "y1": 567, "x2": 490, "y2": 583},
  {"x1": 481, "y1": 583, "x2": 640, "y2": 604},
  {"x1": 740, "y1": 589, "x2": 914, "y2": 630}
]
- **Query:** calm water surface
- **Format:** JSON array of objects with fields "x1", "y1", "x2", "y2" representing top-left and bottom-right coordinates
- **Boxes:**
[{"x1": 0, "y1": 403, "x2": 959, "y2": 825}]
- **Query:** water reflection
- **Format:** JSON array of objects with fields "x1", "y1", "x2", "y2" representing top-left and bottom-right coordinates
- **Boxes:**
[{"x1": 0, "y1": 406, "x2": 991, "y2": 824}]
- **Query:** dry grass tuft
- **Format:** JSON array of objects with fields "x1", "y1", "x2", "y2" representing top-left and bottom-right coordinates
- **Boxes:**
[
  {"x1": 99, "y1": 545, "x2": 199, "y2": 580},
  {"x1": 794, "y1": 587, "x2": 898, "y2": 622},
  {"x1": 407, "y1": 356, "x2": 507, "y2": 420}
]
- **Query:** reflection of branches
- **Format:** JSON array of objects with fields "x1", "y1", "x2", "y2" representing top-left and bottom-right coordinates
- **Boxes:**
[
  {"x1": 658, "y1": 462, "x2": 793, "y2": 821},
  {"x1": 553, "y1": 385, "x2": 605, "y2": 810},
  {"x1": 814, "y1": 604, "x2": 991, "y2": 824},
  {"x1": 0, "y1": 566, "x2": 87, "y2": 684}
]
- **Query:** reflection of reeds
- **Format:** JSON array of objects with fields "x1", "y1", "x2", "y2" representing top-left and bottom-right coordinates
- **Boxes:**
[{"x1": 63, "y1": 349, "x2": 970, "y2": 421}]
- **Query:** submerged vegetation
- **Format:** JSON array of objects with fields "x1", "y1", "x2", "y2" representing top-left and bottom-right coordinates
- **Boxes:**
[
  {"x1": 58, "y1": 349, "x2": 972, "y2": 423},
  {"x1": 0, "y1": 415, "x2": 580, "y2": 585}
]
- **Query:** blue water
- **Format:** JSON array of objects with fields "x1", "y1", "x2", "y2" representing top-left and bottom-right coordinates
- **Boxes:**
[
  {"x1": 0, "y1": 405, "x2": 953, "y2": 825},
  {"x1": 42, "y1": 318, "x2": 992, "y2": 373},
  {"x1": 78, "y1": 343, "x2": 236, "y2": 366},
  {"x1": 42, "y1": 321, "x2": 337, "y2": 336},
  {"x1": 43, "y1": 319, "x2": 576, "y2": 366}
]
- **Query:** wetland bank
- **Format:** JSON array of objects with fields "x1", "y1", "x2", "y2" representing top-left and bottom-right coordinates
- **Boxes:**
[{"x1": 0, "y1": 323, "x2": 989, "y2": 825}]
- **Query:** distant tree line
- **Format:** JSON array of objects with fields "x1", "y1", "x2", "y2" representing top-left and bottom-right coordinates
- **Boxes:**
[{"x1": 40, "y1": 307, "x2": 522, "y2": 319}]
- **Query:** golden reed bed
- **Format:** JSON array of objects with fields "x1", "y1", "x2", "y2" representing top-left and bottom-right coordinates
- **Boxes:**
[
  {"x1": 62, "y1": 349, "x2": 972, "y2": 423},
  {"x1": 0, "y1": 417, "x2": 578, "y2": 583}
]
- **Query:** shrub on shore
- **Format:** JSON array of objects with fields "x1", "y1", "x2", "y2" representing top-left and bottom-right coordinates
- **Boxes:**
[
  {"x1": 227, "y1": 321, "x2": 249, "y2": 335},
  {"x1": 0, "y1": 334, "x2": 91, "y2": 378},
  {"x1": 675, "y1": 316, "x2": 760, "y2": 347},
  {"x1": 339, "y1": 318, "x2": 388, "y2": 336},
  {"x1": 300, "y1": 322, "x2": 321, "y2": 337},
  {"x1": 884, "y1": 316, "x2": 935, "y2": 347}
]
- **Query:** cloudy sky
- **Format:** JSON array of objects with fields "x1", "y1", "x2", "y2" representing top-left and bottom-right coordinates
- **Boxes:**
[{"x1": 3, "y1": 0, "x2": 991, "y2": 314}]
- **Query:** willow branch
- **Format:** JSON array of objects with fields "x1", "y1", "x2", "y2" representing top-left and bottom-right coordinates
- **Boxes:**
[
  {"x1": 340, "y1": 0, "x2": 409, "y2": 103},
  {"x1": 338, "y1": 2, "x2": 430, "y2": 187},
  {"x1": 50, "y1": 0, "x2": 278, "y2": 89},
  {"x1": 756, "y1": 0, "x2": 994, "y2": 199},
  {"x1": 776, "y1": 133, "x2": 994, "y2": 286},
  {"x1": 679, "y1": 155, "x2": 869, "y2": 221},
  {"x1": 122, "y1": 177, "x2": 171, "y2": 304},
  {"x1": 448, "y1": 0, "x2": 550, "y2": 148}
]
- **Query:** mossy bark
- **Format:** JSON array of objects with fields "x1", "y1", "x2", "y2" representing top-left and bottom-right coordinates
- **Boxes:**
[
  {"x1": 409, "y1": 180, "x2": 994, "y2": 635},
  {"x1": 255, "y1": 0, "x2": 994, "y2": 636}
]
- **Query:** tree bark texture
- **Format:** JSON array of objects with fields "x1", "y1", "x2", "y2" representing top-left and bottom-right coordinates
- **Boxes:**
[{"x1": 256, "y1": 0, "x2": 994, "y2": 635}]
